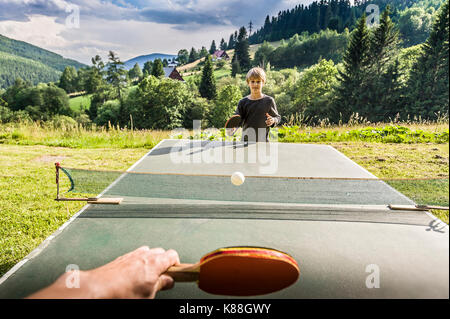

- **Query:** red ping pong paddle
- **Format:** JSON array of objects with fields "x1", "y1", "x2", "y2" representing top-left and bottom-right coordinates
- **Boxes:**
[
  {"x1": 224, "y1": 115, "x2": 242, "y2": 136},
  {"x1": 165, "y1": 246, "x2": 300, "y2": 296}
]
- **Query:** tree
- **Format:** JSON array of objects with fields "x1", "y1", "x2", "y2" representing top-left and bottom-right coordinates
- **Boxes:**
[
  {"x1": 177, "y1": 49, "x2": 189, "y2": 65},
  {"x1": 188, "y1": 47, "x2": 199, "y2": 63},
  {"x1": 4, "y1": 82, "x2": 71, "y2": 120},
  {"x1": 220, "y1": 38, "x2": 227, "y2": 50},
  {"x1": 58, "y1": 66, "x2": 78, "y2": 93},
  {"x1": 235, "y1": 27, "x2": 252, "y2": 72},
  {"x1": 360, "y1": 5, "x2": 402, "y2": 121},
  {"x1": 231, "y1": 53, "x2": 241, "y2": 77},
  {"x1": 199, "y1": 55, "x2": 217, "y2": 100},
  {"x1": 209, "y1": 40, "x2": 217, "y2": 54},
  {"x1": 294, "y1": 59, "x2": 339, "y2": 120},
  {"x1": 83, "y1": 55, "x2": 106, "y2": 94},
  {"x1": 254, "y1": 41, "x2": 275, "y2": 69},
  {"x1": 333, "y1": 14, "x2": 371, "y2": 122},
  {"x1": 122, "y1": 76, "x2": 194, "y2": 129},
  {"x1": 106, "y1": 51, "x2": 127, "y2": 99},
  {"x1": 199, "y1": 47, "x2": 209, "y2": 59},
  {"x1": 406, "y1": 0, "x2": 449, "y2": 119},
  {"x1": 398, "y1": 7, "x2": 433, "y2": 47},
  {"x1": 227, "y1": 34, "x2": 235, "y2": 50},
  {"x1": 142, "y1": 61, "x2": 153, "y2": 77},
  {"x1": 209, "y1": 84, "x2": 242, "y2": 128},
  {"x1": 3, "y1": 78, "x2": 30, "y2": 110},
  {"x1": 128, "y1": 63, "x2": 143, "y2": 81},
  {"x1": 151, "y1": 59, "x2": 165, "y2": 78}
]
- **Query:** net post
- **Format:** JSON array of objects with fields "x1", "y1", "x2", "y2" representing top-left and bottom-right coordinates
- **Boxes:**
[{"x1": 55, "y1": 162, "x2": 60, "y2": 200}]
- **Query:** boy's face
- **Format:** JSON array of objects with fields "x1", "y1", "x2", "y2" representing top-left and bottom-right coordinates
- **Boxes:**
[{"x1": 247, "y1": 77, "x2": 264, "y2": 92}]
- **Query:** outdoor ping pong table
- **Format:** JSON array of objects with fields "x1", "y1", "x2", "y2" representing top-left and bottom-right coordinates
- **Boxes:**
[{"x1": 0, "y1": 139, "x2": 448, "y2": 298}]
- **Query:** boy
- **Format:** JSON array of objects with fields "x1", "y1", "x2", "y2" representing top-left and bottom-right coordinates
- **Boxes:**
[{"x1": 234, "y1": 67, "x2": 281, "y2": 142}]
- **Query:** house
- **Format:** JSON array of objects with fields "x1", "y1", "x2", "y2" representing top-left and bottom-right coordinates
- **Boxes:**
[
  {"x1": 212, "y1": 50, "x2": 230, "y2": 61},
  {"x1": 163, "y1": 67, "x2": 184, "y2": 81}
]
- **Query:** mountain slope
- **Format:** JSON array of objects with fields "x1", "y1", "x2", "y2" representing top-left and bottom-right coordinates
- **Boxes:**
[
  {"x1": 0, "y1": 51, "x2": 62, "y2": 89},
  {"x1": 124, "y1": 53, "x2": 177, "y2": 70},
  {"x1": 0, "y1": 34, "x2": 85, "y2": 71},
  {"x1": 0, "y1": 34, "x2": 86, "y2": 89}
]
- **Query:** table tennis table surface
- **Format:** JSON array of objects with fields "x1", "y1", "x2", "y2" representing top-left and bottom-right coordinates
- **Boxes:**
[{"x1": 0, "y1": 139, "x2": 448, "y2": 298}]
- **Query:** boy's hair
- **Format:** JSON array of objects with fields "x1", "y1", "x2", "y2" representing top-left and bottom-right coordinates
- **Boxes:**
[{"x1": 246, "y1": 67, "x2": 266, "y2": 83}]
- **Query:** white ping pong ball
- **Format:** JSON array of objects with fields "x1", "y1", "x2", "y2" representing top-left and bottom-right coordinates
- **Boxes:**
[{"x1": 231, "y1": 172, "x2": 245, "y2": 186}]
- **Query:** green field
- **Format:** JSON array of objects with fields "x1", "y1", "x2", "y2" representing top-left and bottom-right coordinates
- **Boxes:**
[
  {"x1": 69, "y1": 94, "x2": 92, "y2": 112},
  {"x1": 0, "y1": 123, "x2": 448, "y2": 278}
]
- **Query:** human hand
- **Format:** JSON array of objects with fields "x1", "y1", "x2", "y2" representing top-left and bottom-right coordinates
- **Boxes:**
[
  {"x1": 27, "y1": 246, "x2": 180, "y2": 299},
  {"x1": 86, "y1": 246, "x2": 180, "y2": 299},
  {"x1": 265, "y1": 113, "x2": 275, "y2": 126}
]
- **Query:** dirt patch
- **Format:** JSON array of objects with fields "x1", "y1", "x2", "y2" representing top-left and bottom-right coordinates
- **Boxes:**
[{"x1": 33, "y1": 155, "x2": 70, "y2": 163}]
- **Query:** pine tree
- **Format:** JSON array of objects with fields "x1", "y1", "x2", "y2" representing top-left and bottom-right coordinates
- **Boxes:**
[
  {"x1": 333, "y1": 14, "x2": 371, "y2": 122},
  {"x1": 324, "y1": 2, "x2": 333, "y2": 29},
  {"x1": 406, "y1": 0, "x2": 449, "y2": 119},
  {"x1": 227, "y1": 34, "x2": 235, "y2": 50},
  {"x1": 220, "y1": 38, "x2": 227, "y2": 50},
  {"x1": 231, "y1": 53, "x2": 241, "y2": 77},
  {"x1": 199, "y1": 55, "x2": 217, "y2": 100},
  {"x1": 209, "y1": 40, "x2": 217, "y2": 54},
  {"x1": 235, "y1": 27, "x2": 252, "y2": 72},
  {"x1": 106, "y1": 51, "x2": 127, "y2": 99},
  {"x1": 188, "y1": 47, "x2": 198, "y2": 63},
  {"x1": 361, "y1": 5, "x2": 402, "y2": 121}
]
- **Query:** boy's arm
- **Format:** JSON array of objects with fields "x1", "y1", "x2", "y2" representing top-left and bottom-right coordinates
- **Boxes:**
[
  {"x1": 234, "y1": 100, "x2": 242, "y2": 117},
  {"x1": 268, "y1": 98, "x2": 281, "y2": 127}
]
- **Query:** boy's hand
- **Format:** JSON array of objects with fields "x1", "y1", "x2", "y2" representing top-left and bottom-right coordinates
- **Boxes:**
[{"x1": 265, "y1": 113, "x2": 275, "y2": 126}]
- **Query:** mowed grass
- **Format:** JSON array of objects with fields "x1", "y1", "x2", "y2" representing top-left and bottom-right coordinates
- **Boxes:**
[
  {"x1": 0, "y1": 133, "x2": 448, "y2": 278},
  {"x1": 69, "y1": 94, "x2": 92, "y2": 112},
  {"x1": 0, "y1": 145, "x2": 149, "y2": 277}
]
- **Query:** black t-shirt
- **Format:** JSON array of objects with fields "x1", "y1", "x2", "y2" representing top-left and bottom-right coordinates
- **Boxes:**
[{"x1": 234, "y1": 94, "x2": 281, "y2": 142}]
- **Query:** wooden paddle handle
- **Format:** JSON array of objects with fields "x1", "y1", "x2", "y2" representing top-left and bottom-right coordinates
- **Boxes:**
[{"x1": 165, "y1": 264, "x2": 199, "y2": 282}]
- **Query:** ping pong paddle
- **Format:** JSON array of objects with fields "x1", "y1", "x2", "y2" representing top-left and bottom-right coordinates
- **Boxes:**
[
  {"x1": 165, "y1": 246, "x2": 300, "y2": 296},
  {"x1": 224, "y1": 115, "x2": 242, "y2": 136}
]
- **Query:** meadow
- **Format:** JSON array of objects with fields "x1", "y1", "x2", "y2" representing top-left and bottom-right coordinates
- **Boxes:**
[{"x1": 0, "y1": 121, "x2": 448, "y2": 278}]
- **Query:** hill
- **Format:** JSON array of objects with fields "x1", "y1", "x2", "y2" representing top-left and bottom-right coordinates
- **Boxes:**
[
  {"x1": 247, "y1": 0, "x2": 443, "y2": 46},
  {"x1": 0, "y1": 34, "x2": 86, "y2": 89},
  {"x1": 124, "y1": 53, "x2": 177, "y2": 70},
  {"x1": 0, "y1": 51, "x2": 62, "y2": 89},
  {"x1": 0, "y1": 34, "x2": 85, "y2": 71}
]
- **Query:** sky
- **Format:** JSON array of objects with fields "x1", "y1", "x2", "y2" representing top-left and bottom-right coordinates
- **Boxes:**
[{"x1": 0, "y1": 0, "x2": 318, "y2": 64}]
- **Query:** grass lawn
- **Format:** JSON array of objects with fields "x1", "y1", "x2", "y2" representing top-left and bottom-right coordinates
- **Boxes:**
[
  {"x1": 69, "y1": 94, "x2": 92, "y2": 113},
  {"x1": 0, "y1": 134, "x2": 448, "y2": 278}
]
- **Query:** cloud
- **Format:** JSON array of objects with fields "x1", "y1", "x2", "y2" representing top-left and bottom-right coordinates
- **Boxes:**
[
  {"x1": 0, "y1": 0, "x2": 314, "y2": 27},
  {"x1": 0, "y1": 0, "x2": 317, "y2": 63}
]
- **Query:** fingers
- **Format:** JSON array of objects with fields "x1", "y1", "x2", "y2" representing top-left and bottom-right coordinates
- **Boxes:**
[
  {"x1": 157, "y1": 274, "x2": 175, "y2": 291},
  {"x1": 145, "y1": 248, "x2": 180, "y2": 275},
  {"x1": 146, "y1": 249, "x2": 179, "y2": 298}
]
